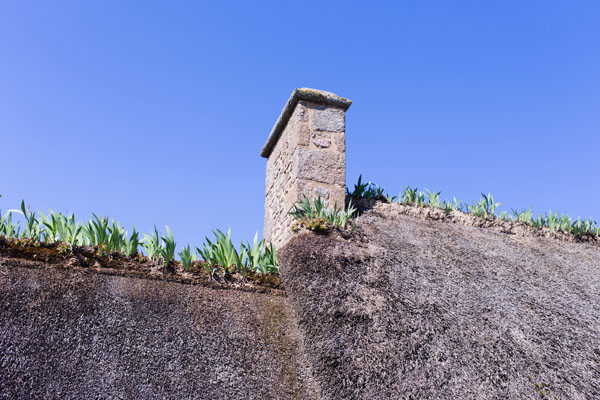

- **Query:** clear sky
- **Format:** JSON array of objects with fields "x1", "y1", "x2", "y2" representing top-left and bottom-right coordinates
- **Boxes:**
[{"x1": 1, "y1": 1, "x2": 598, "y2": 248}]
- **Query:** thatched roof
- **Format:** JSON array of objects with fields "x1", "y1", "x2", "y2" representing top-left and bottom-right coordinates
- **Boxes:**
[
  {"x1": 0, "y1": 257, "x2": 318, "y2": 400},
  {"x1": 279, "y1": 201, "x2": 600, "y2": 399},
  {"x1": 2, "y1": 201, "x2": 599, "y2": 399}
]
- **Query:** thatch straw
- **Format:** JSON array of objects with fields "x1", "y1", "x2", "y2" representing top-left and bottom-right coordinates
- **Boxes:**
[{"x1": 280, "y1": 203, "x2": 600, "y2": 399}]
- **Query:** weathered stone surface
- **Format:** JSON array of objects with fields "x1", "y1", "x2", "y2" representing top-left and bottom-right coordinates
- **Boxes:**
[
  {"x1": 315, "y1": 186, "x2": 330, "y2": 199},
  {"x1": 312, "y1": 137, "x2": 331, "y2": 148},
  {"x1": 291, "y1": 123, "x2": 311, "y2": 148},
  {"x1": 261, "y1": 89, "x2": 350, "y2": 158},
  {"x1": 329, "y1": 187, "x2": 346, "y2": 210},
  {"x1": 293, "y1": 148, "x2": 345, "y2": 186},
  {"x1": 311, "y1": 105, "x2": 345, "y2": 132},
  {"x1": 264, "y1": 89, "x2": 350, "y2": 248},
  {"x1": 263, "y1": 208, "x2": 272, "y2": 242},
  {"x1": 297, "y1": 180, "x2": 314, "y2": 199},
  {"x1": 332, "y1": 132, "x2": 345, "y2": 152}
]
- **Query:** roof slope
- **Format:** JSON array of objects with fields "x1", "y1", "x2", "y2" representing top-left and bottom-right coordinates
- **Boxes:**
[
  {"x1": 0, "y1": 260, "x2": 318, "y2": 400},
  {"x1": 279, "y1": 202, "x2": 600, "y2": 400}
]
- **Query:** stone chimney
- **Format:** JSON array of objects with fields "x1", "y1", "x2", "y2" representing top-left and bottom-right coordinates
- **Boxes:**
[{"x1": 261, "y1": 88, "x2": 351, "y2": 248}]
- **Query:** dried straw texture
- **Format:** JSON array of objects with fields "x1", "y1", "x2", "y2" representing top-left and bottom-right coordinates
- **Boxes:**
[
  {"x1": 0, "y1": 262, "x2": 318, "y2": 400},
  {"x1": 279, "y1": 202, "x2": 600, "y2": 400}
]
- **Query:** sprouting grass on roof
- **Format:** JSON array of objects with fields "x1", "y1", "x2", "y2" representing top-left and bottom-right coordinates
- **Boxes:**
[
  {"x1": 346, "y1": 175, "x2": 600, "y2": 237},
  {"x1": 289, "y1": 196, "x2": 358, "y2": 233},
  {"x1": 2, "y1": 175, "x2": 598, "y2": 275},
  {"x1": 0, "y1": 198, "x2": 278, "y2": 275}
]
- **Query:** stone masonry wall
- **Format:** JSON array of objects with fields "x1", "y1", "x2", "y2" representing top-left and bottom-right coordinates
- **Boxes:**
[{"x1": 263, "y1": 89, "x2": 350, "y2": 248}]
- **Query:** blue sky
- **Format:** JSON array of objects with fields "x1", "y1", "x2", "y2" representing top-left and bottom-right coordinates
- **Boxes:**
[{"x1": 1, "y1": 1, "x2": 598, "y2": 247}]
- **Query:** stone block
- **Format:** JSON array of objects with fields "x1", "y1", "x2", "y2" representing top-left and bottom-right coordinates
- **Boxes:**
[
  {"x1": 297, "y1": 180, "x2": 314, "y2": 199},
  {"x1": 315, "y1": 186, "x2": 330, "y2": 199},
  {"x1": 312, "y1": 105, "x2": 345, "y2": 132},
  {"x1": 293, "y1": 147, "x2": 345, "y2": 186},
  {"x1": 291, "y1": 123, "x2": 311, "y2": 148},
  {"x1": 312, "y1": 137, "x2": 331, "y2": 148},
  {"x1": 329, "y1": 186, "x2": 346, "y2": 209},
  {"x1": 332, "y1": 132, "x2": 345, "y2": 152}
]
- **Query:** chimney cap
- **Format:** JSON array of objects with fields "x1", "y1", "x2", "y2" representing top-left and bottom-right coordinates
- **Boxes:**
[{"x1": 260, "y1": 88, "x2": 351, "y2": 158}]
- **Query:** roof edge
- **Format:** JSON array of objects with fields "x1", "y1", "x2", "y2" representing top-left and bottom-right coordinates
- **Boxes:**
[{"x1": 260, "y1": 88, "x2": 352, "y2": 158}]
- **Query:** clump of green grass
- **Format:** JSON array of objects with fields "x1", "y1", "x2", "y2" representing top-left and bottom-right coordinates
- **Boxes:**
[
  {"x1": 401, "y1": 186, "x2": 426, "y2": 206},
  {"x1": 468, "y1": 193, "x2": 501, "y2": 218},
  {"x1": 159, "y1": 226, "x2": 176, "y2": 268},
  {"x1": 196, "y1": 229, "x2": 278, "y2": 276},
  {"x1": 345, "y1": 176, "x2": 599, "y2": 238},
  {"x1": 142, "y1": 227, "x2": 161, "y2": 261},
  {"x1": 425, "y1": 189, "x2": 442, "y2": 209},
  {"x1": 197, "y1": 229, "x2": 245, "y2": 276},
  {"x1": 346, "y1": 174, "x2": 386, "y2": 200},
  {"x1": 0, "y1": 199, "x2": 279, "y2": 275},
  {"x1": 178, "y1": 244, "x2": 194, "y2": 270},
  {"x1": 290, "y1": 196, "x2": 357, "y2": 232},
  {"x1": 242, "y1": 233, "x2": 278, "y2": 274}
]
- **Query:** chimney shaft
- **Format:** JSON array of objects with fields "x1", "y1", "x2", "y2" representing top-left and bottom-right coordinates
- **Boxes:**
[{"x1": 261, "y1": 88, "x2": 351, "y2": 248}]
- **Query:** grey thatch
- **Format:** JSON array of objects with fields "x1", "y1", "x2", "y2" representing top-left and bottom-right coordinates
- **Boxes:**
[
  {"x1": 1, "y1": 201, "x2": 599, "y2": 399},
  {"x1": 279, "y1": 202, "x2": 600, "y2": 400},
  {"x1": 0, "y1": 260, "x2": 318, "y2": 400}
]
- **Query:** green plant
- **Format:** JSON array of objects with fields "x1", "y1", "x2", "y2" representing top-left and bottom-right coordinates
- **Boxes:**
[
  {"x1": 89, "y1": 214, "x2": 109, "y2": 246},
  {"x1": 201, "y1": 229, "x2": 244, "y2": 274},
  {"x1": 0, "y1": 199, "x2": 282, "y2": 276},
  {"x1": 558, "y1": 214, "x2": 572, "y2": 232},
  {"x1": 346, "y1": 175, "x2": 386, "y2": 200},
  {"x1": 346, "y1": 174, "x2": 369, "y2": 197},
  {"x1": 469, "y1": 202, "x2": 485, "y2": 217},
  {"x1": 0, "y1": 211, "x2": 20, "y2": 239},
  {"x1": 9, "y1": 201, "x2": 42, "y2": 241},
  {"x1": 442, "y1": 200, "x2": 453, "y2": 216},
  {"x1": 43, "y1": 211, "x2": 82, "y2": 248},
  {"x1": 142, "y1": 227, "x2": 161, "y2": 261},
  {"x1": 243, "y1": 232, "x2": 264, "y2": 272},
  {"x1": 425, "y1": 189, "x2": 442, "y2": 209},
  {"x1": 476, "y1": 193, "x2": 501, "y2": 217},
  {"x1": 259, "y1": 242, "x2": 278, "y2": 274},
  {"x1": 401, "y1": 186, "x2": 426, "y2": 207},
  {"x1": 570, "y1": 217, "x2": 596, "y2": 237},
  {"x1": 197, "y1": 229, "x2": 278, "y2": 276},
  {"x1": 331, "y1": 201, "x2": 357, "y2": 229},
  {"x1": 236, "y1": 245, "x2": 248, "y2": 278},
  {"x1": 178, "y1": 244, "x2": 193, "y2": 270},
  {"x1": 401, "y1": 186, "x2": 418, "y2": 205},
  {"x1": 107, "y1": 220, "x2": 126, "y2": 252},
  {"x1": 365, "y1": 184, "x2": 385, "y2": 199},
  {"x1": 40, "y1": 210, "x2": 62, "y2": 243},
  {"x1": 546, "y1": 211, "x2": 558, "y2": 233},
  {"x1": 211, "y1": 229, "x2": 236, "y2": 272},
  {"x1": 453, "y1": 197, "x2": 465, "y2": 212},
  {"x1": 160, "y1": 226, "x2": 176, "y2": 268},
  {"x1": 531, "y1": 214, "x2": 545, "y2": 229},
  {"x1": 290, "y1": 196, "x2": 357, "y2": 231},
  {"x1": 67, "y1": 221, "x2": 83, "y2": 248},
  {"x1": 512, "y1": 207, "x2": 533, "y2": 224},
  {"x1": 125, "y1": 228, "x2": 140, "y2": 257},
  {"x1": 196, "y1": 242, "x2": 217, "y2": 277}
]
